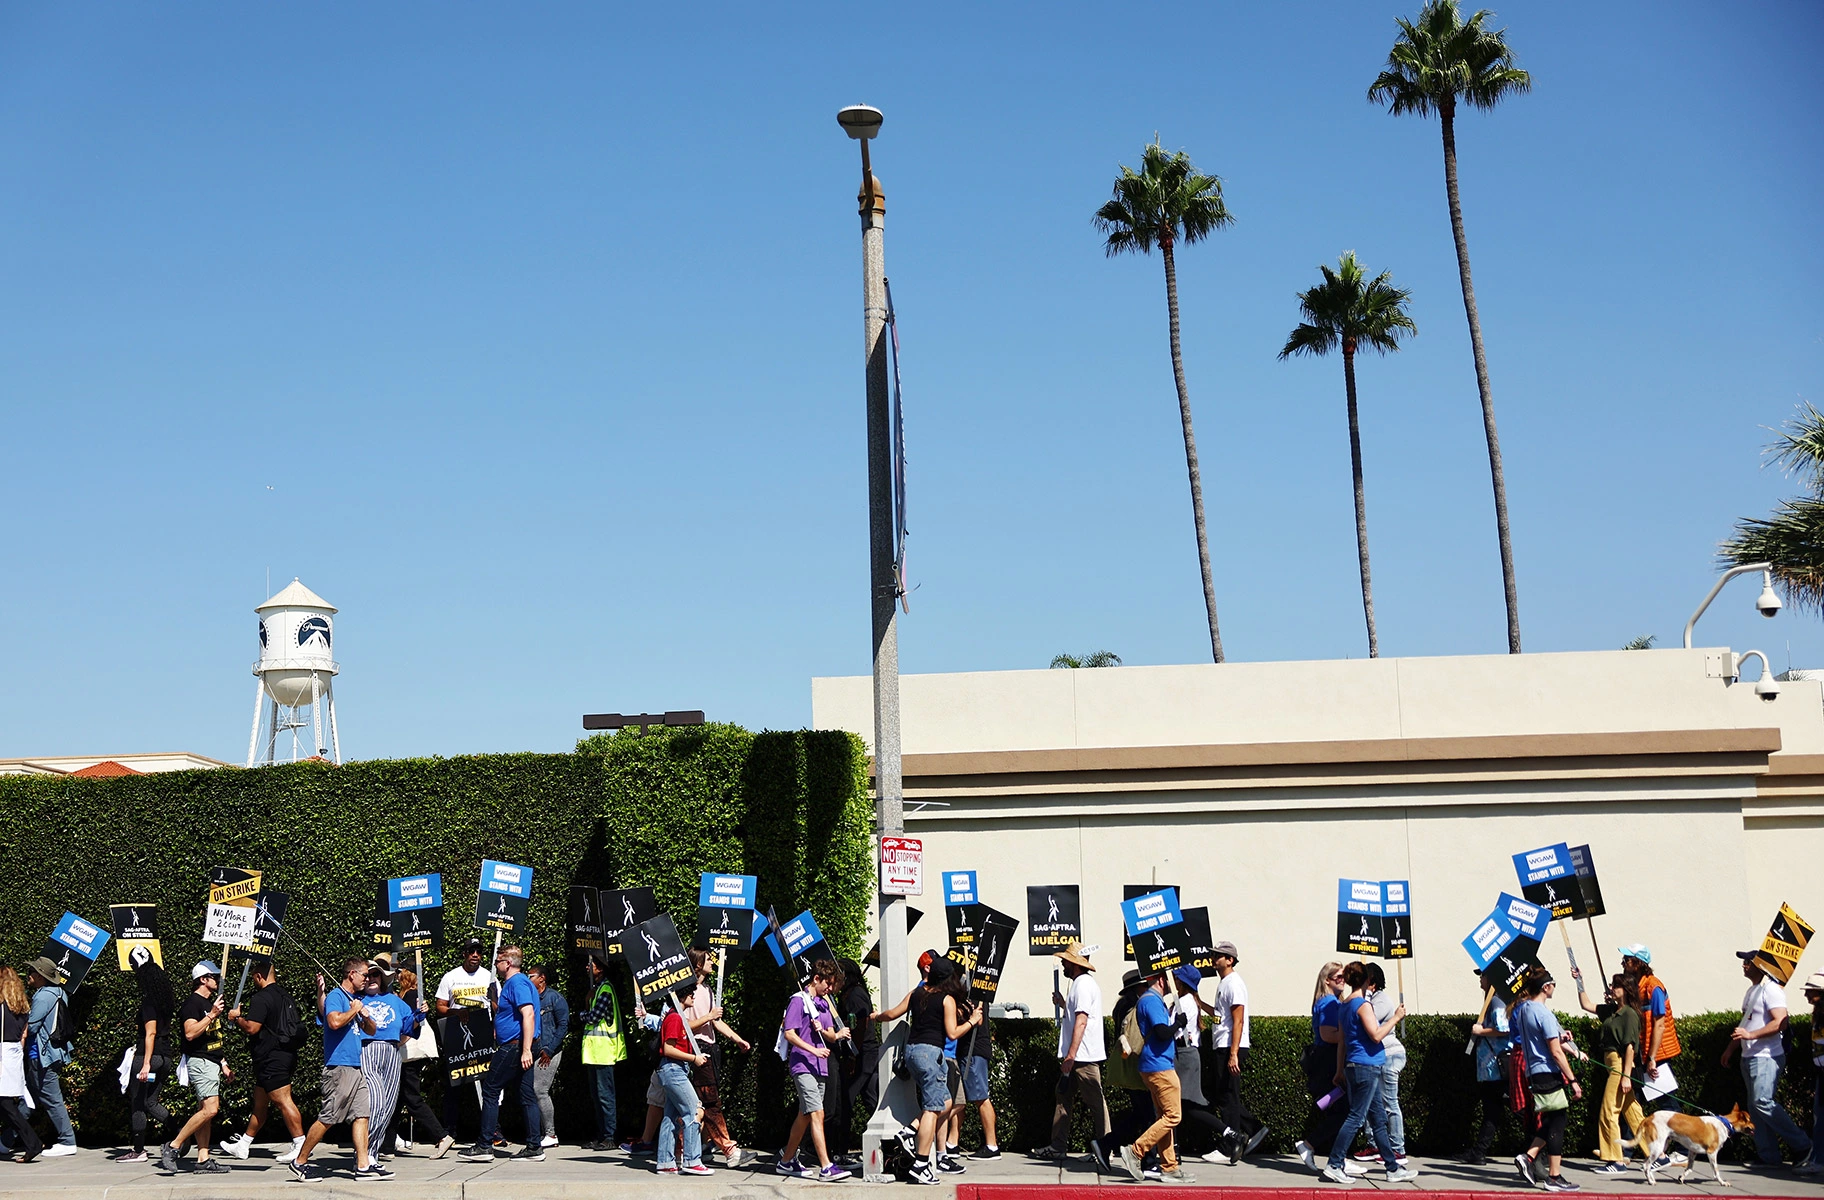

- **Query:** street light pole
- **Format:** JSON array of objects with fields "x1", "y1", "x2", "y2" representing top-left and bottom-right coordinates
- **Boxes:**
[{"x1": 839, "y1": 102, "x2": 911, "y2": 1181}]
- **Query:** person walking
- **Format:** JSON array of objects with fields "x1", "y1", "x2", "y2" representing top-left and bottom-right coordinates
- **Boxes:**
[
  {"x1": 358, "y1": 960, "x2": 412, "y2": 1166},
  {"x1": 871, "y1": 952, "x2": 980, "y2": 1185},
  {"x1": 1296, "y1": 961, "x2": 1348, "y2": 1170},
  {"x1": 1207, "y1": 941, "x2": 1266, "y2": 1164},
  {"x1": 380, "y1": 967, "x2": 454, "y2": 1159},
  {"x1": 1119, "y1": 969, "x2": 1190, "y2": 1184},
  {"x1": 1569, "y1": 969, "x2": 1644, "y2": 1176},
  {"x1": 1456, "y1": 967, "x2": 1516, "y2": 1165},
  {"x1": 777, "y1": 959, "x2": 852, "y2": 1181},
  {"x1": 435, "y1": 938, "x2": 493, "y2": 1141},
  {"x1": 958, "y1": 1001, "x2": 999, "y2": 1161},
  {"x1": 576, "y1": 952, "x2": 626, "y2": 1151},
  {"x1": 1045, "y1": 942, "x2": 1110, "y2": 1164},
  {"x1": 22, "y1": 958, "x2": 75, "y2": 1158},
  {"x1": 220, "y1": 958, "x2": 307, "y2": 1163},
  {"x1": 161, "y1": 961, "x2": 231, "y2": 1175},
  {"x1": 527, "y1": 964, "x2": 569, "y2": 1150},
  {"x1": 458, "y1": 944, "x2": 543, "y2": 1163},
  {"x1": 1349, "y1": 962, "x2": 1408, "y2": 1168},
  {"x1": 288, "y1": 957, "x2": 386, "y2": 1182},
  {"x1": 1321, "y1": 961, "x2": 1414, "y2": 1186},
  {"x1": 653, "y1": 985, "x2": 713, "y2": 1177},
  {"x1": 1798, "y1": 972, "x2": 1824, "y2": 1176},
  {"x1": 1618, "y1": 945, "x2": 1680, "y2": 1103},
  {"x1": 828, "y1": 958, "x2": 876, "y2": 1168},
  {"x1": 1512, "y1": 966, "x2": 1583, "y2": 1193},
  {"x1": 0, "y1": 968, "x2": 43, "y2": 1163},
  {"x1": 116, "y1": 947, "x2": 173, "y2": 1165},
  {"x1": 1094, "y1": 970, "x2": 1154, "y2": 1173},
  {"x1": 1722, "y1": 950, "x2": 1813, "y2": 1168},
  {"x1": 679, "y1": 948, "x2": 754, "y2": 1167}
]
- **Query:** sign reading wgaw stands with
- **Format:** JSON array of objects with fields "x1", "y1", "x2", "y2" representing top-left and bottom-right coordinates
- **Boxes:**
[{"x1": 880, "y1": 836, "x2": 922, "y2": 896}]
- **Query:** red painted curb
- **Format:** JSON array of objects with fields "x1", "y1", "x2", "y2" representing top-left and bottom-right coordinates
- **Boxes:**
[{"x1": 960, "y1": 1191, "x2": 1797, "y2": 1200}]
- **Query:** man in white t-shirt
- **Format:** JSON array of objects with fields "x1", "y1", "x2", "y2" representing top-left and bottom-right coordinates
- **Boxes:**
[
  {"x1": 1044, "y1": 942, "x2": 1110, "y2": 1167},
  {"x1": 1207, "y1": 940, "x2": 1266, "y2": 1163},
  {"x1": 1722, "y1": 951, "x2": 1813, "y2": 1167},
  {"x1": 434, "y1": 938, "x2": 495, "y2": 1141}
]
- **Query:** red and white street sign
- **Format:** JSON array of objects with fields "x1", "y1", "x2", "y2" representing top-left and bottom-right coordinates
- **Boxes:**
[{"x1": 879, "y1": 836, "x2": 923, "y2": 897}]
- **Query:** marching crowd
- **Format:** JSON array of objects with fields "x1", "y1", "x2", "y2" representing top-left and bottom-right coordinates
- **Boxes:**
[{"x1": 0, "y1": 933, "x2": 1817, "y2": 1188}]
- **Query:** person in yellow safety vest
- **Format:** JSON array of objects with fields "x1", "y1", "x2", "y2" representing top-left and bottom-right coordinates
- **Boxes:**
[{"x1": 578, "y1": 952, "x2": 627, "y2": 1151}]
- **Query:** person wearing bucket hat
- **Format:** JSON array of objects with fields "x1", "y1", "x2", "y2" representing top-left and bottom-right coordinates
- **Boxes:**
[
  {"x1": 23, "y1": 957, "x2": 77, "y2": 1156},
  {"x1": 1798, "y1": 972, "x2": 1824, "y2": 1174},
  {"x1": 1044, "y1": 942, "x2": 1110, "y2": 1163}
]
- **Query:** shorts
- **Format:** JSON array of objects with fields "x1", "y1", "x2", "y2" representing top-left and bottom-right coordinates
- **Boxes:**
[
  {"x1": 905, "y1": 1043, "x2": 949, "y2": 1113},
  {"x1": 793, "y1": 1071, "x2": 826, "y2": 1114},
  {"x1": 319, "y1": 1064, "x2": 371, "y2": 1125},
  {"x1": 963, "y1": 1056, "x2": 990, "y2": 1103},
  {"x1": 646, "y1": 1069, "x2": 665, "y2": 1108},
  {"x1": 188, "y1": 1058, "x2": 223, "y2": 1100},
  {"x1": 253, "y1": 1051, "x2": 297, "y2": 1092}
]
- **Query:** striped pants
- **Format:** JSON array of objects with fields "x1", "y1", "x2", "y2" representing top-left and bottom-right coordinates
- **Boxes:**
[{"x1": 361, "y1": 1041, "x2": 403, "y2": 1161}]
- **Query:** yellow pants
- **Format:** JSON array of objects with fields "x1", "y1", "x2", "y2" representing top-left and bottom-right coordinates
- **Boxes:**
[
  {"x1": 1598, "y1": 1051, "x2": 1646, "y2": 1162},
  {"x1": 1134, "y1": 1069, "x2": 1182, "y2": 1172}
]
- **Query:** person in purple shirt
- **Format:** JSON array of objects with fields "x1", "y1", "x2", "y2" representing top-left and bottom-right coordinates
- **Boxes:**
[{"x1": 776, "y1": 960, "x2": 852, "y2": 1182}]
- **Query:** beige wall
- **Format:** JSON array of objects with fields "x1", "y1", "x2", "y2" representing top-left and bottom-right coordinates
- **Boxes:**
[{"x1": 816, "y1": 648, "x2": 1824, "y2": 1017}]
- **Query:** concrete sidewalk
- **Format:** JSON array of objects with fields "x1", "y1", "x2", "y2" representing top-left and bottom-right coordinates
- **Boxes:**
[{"x1": 0, "y1": 1142, "x2": 1814, "y2": 1199}]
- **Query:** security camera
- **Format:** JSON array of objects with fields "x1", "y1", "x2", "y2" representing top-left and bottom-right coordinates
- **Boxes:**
[
  {"x1": 1757, "y1": 573, "x2": 1782, "y2": 618},
  {"x1": 1756, "y1": 675, "x2": 1782, "y2": 701}
]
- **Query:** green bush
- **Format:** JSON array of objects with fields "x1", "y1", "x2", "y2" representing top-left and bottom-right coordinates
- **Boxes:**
[{"x1": 0, "y1": 727, "x2": 870, "y2": 1149}]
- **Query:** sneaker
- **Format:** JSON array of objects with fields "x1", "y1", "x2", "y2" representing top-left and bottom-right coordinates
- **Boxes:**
[
  {"x1": 457, "y1": 1144, "x2": 495, "y2": 1163},
  {"x1": 42, "y1": 1143, "x2": 77, "y2": 1158},
  {"x1": 1794, "y1": 1159, "x2": 1824, "y2": 1176},
  {"x1": 195, "y1": 1158, "x2": 230, "y2": 1174},
  {"x1": 1162, "y1": 1166, "x2": 1196, "y2": 1183},
  {"x1": 656, "y1": 1164, "x2": 678, "y2": 1174},
  {"x1": 894, "y1": 1128, "x2": 918, "y2": 1159},
  {"x1": 1345, "y1": 1160, "x2": 1372, "y2": 1176},
  {"x1": 1202, "y1": 1148, "x2": 1235, "y2": 1165},
  {"x1": 394, "y1": 1135, "x2": 413, "y2": 1154},
  {"x1": 1353, "y1": 1147, "x2": 1383, "y2": 1161},
  {"x1": 354, "y1": 1163, "x2": 395, "y2": 1180},
  {"x1": 937, "y1": 1153, "x2": 967, "y2": 1174},
  {"x1": 540, "y1": 1135, "x2": 558, "y2": 1148},
  {"x1": 680, "y1": 1163, "x2": 715, "y2": 1176},
  {"x1": 776, "y1": 1158, "x2": 809, "y2": 1177},
  {"x1": 277, "y1": 1136, "x2": 306, "y2": 1164},
  {"x1": 621, "y1": 1140, "x2": 655, "y2": 1156},
  {"x1": 972, "y1": 1145, "x2": 1001, "y2": 1160},
  {"x1": 114, "y1": 1149, "x2": 148, "y2": 1163},
  {"x1": 1516, "y1": 1153, "x2": 1538, "y2": 1186},
  {"x1": 1089, "y1": 1139, "x2": 1113, "y2": 1174},
  {"x1": 1120, "y1": 1143, "x2": 1144, "y2": 1181},
  {"x1": 816, "y1": 1163, "x2": 851, "y2": 1181},
  {"x1": 289, "y1": 1160, "x2": 325, "y2": 1182},
  {"x1": 510, "y1": 1146, "x2": 545, "y2": 1162},
  {"x1": 1143, "y1": 1167, "x2": 1165, "y2": 1181},
  {"x1": 1666, "y1": 1152, "x2": 1689, "y2": 1167},
  {"x1": 1543, "y1": 1176, "x2": 1582, "y2": 1192},
  {"x1": 218, "y1": 1136, "x2": 251, "y2": 1161},
  {"x1": 1386, "y1": 1166, "x2": 1420, "y2": 1183},
  {"x1": 1322, "y1": 1164, "x2": 1356, "y2": 1184},
  {"x1": 432, "y1": 1135, "x2": 455, "y2": 1160},
  {"x1": 908, "y1": 1160, "x2": 940, "y2": 1185},
  {"x1": 159, "y1": 1143, "x2": 181, "y2": 1173},
  {"x1": 1590, "y1": 1162, "x2": 1629, "y2": 1176},
  {"x1": 1455, "y1": 1150, "x2": 1488, "y2": 1165},
  {"x1": 1297, "y1": 1140, "x2": 1317, "y2": 1171}
]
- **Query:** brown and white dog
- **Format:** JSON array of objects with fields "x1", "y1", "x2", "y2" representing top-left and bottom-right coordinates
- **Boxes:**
[{"x1": 1622, "y1": 1104, "x2": 1756, "y2": 1186}]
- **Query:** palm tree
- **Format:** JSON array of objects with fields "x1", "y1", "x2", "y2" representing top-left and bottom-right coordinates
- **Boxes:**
[
  {"x1": 1722, "y1": 403, "x2": 1824, "y2": 613},
  {"x1": 1279, "y1": 252, "x2": 1417, "y2": 658},
  {"x1": 1621, "y1": 635, "x2": 1656, "y2": 651},
  {"x1": 1050, "y1": 651, "x2": 1123, "y2": 669},
  {"x1": 1369, "y1": 0, "x2": 1531, "y2": 654},
  {"x1": 1094, "y1": 139, "x2": 1235, "y2": 663}
]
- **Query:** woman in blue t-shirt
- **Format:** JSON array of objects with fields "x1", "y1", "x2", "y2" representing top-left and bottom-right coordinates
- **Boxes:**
[
  {"x1": 1296, "y1": 961, "x2": 1347, "y2": 1169},
  {"x1": 1322, "y1": 961, "x2": 1412, "y2": 1183},
  {"x1": 1511, "y1": 967, "x2": 1583, "y2": 1192}
]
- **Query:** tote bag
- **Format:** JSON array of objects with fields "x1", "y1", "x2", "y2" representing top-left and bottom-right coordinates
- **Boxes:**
[{"x1": 404, "y1": 1015, "x2": 440, "y2": 1063}]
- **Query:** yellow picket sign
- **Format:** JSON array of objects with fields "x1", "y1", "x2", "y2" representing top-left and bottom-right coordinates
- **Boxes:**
[{"x1": 1754, "y1": 901, "x2": 1813, "y2": 984}]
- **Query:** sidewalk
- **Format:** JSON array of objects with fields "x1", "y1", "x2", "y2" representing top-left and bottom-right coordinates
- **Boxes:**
[{"x1": 0, "y1": 1142, "x2": 1813, "y2": 1199}]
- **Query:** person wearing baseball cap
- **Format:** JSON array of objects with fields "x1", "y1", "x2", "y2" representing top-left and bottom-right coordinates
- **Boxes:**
[
  {"x1": 160, "y1": 962, "x2": 231, "y2": 1174},
  {"x1": 1723, "y1": 950, "x2": 1813, "y2": 1167},
  {"x1": 1206, "y1": 940, "x2": 1266, "y2": 1164},
  {"x1": 23, "y1": 957, "x2": 77, "y2": 1156},
  {"x1": 434, "y1": 938, "x2": 493, "y2": 1146},
  {"x1": 1043, "y1": 942, "x2": 1110, "y2": 1164},
  {"x1": 1799, "y1": 972, "x2": 1824, "y2": 1175},
  {"x1": 1617, "y1": 944, "x2": 1680, "y2": 1104}
]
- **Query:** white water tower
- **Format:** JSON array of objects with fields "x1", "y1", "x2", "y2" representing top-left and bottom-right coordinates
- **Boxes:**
[{"x1": 246, "y1": 579, "x2": 342, "y2": 766}]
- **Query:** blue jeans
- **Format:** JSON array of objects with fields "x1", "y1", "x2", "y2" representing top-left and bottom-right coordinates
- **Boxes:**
[
  {"x1": 1810, "y1": 1067, "x2": 1823, "y2": 1160},
  {"x1": 589, "y1": 1063, "x2": 617, "y2": 1143},
  {"x1": 1741, "y1": 1055, "x2": 1812, "y2": 1164},
  {"x1": 26, "y1": 1063, "x2": 75, "y2": 1146},
  {"x1": 1328, "y1": 1061, "x2": 1396, "y2": 1171},
  {"x1": 478, "y1": 1044, "x2": 541, "y2": 1148},
  {"x1": 1380, "y1": 1049, "x2": 1407, "y2": 1158},
  {"x1": 656, "y1": 1061, "x2": 701, "y2": 1169}
]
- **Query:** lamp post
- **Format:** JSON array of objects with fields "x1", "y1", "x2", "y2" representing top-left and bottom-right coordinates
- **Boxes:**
[
  {"x1": 1682, "y1": 562, "x2": 1781, "y2": 648},
  {"x1": 838, "y1": 102, "x2": 911, "y2": 1181}
]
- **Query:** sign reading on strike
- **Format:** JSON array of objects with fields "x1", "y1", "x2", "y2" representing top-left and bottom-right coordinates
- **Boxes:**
[
  {"x1": 475, "y1": 860, "x2": 533, "y2": 934},
  {"x1": 441, "y1": 1008, "x2": 495, "y2": 1081},
  {"x1": 1337, "y1": 879, "x2": 1385, "y2": 957},
  {"x1": 880, "y1": 836, "x2": 923, "y2": 897},
  {"x1": 1381, "y1": 880, "x2": 1413, "y2": 960},
  {"x1": 568, "y1": 886, "x2": 605, "y2": 959},
  {"x1": 1567, "y1": 844, "x2": 1606, "y2": 919},
  {"x1": 1754, "y1": 901, "x2": 1814, "y2": 985},
  {"x1": 205, "y1": 866, "x2": 262, "y2": 949},
  {"x1": 696, "y1": 872, "x2": 758, "y2": 961},
  {"x1": 1123, "y1": 888, "x2": 1191, "y2": 976},
  {"x1": 387, "y1": 874, "x2": 443, "y2": 952},
  {"x1": 241, "y1": 890, "x2": 288, "y2": 961},
  {"x1": 600, "y1": 888, "x2": 658, "y2": 957},
  {"x1": 1513, "y1": 843, "x2": 1585, "y2": 921},
  {"x1": 111, "y1": 903, "x2": 161, "y2": 970},
  {"x1": 1462, "y1": 894, "x2": 1546, "y2": 1001},
  {"x1": 1027, "y1": 884, "x2": 1082, "y2": 956},
  {"x1": 1123, "y1": 884, "x2": 1178, "y2": 961},
  {"x1": 944, "y1": 870, "x2": 983, "y2": 949},
  {"x1": 623, "y1": 914, "x2": 694, "y2": 1004}
]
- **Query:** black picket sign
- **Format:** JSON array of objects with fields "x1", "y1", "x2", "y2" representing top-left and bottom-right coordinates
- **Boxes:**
[
  {"x1": 441, "y1": 1008, "x2": 496, "y2": 1081},
  {"x1": 568, "y1": 886, "x2": 606, "y2": 959},
  {"x1": 1181, "y1": 906, "x2": 1216, "y2": 972},
  {"x1": 1124, "y1": 884, "x2": 1177, "y2": 962},
  {"x1": 1026, "y1": 885, "x2": 1081, "y2": 957},
  {"x1": 599, "y1": 888, "x2": 658, "y2": 958},
  {"x1": 622, "y1": 914, "x2": 694, "y2": 1005}
]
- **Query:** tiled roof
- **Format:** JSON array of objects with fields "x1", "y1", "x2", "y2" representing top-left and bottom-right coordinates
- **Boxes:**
[{"x1": 68, "y1": 760, "x2": 143, "y2": 778}]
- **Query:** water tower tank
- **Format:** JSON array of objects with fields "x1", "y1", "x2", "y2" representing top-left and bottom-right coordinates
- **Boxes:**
[{"x1": 254, "y1": 579, "x2": 338, "y2": 708}]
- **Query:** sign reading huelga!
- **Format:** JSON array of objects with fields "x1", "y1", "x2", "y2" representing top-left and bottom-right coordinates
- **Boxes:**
[
  {"x1": 600, "y1": 888, "x2": 658, "y2": 957},
  {"x1": 1337, "y1": 879, "x2": 1385, "y2": 957},
  {"x1": 475, "y1": 860, "x2": 533, "y2": 933},
  {"x1": 1027, "y1": 885, "x2": 1082, "y2": 956},
  {"x1": 624, "y1": 914, "x2": 694, "y2": 1004},
  {"x1": 968, "y1": 908, "x2": 1020, "y2": 1004},
  {"x1": 1181, "y1": 906, "x2": 1217, "y2": 972}
]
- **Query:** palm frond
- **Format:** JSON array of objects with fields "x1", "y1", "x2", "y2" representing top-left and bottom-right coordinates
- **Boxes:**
[
  {"x1": 1721, "y1": 494, "x2": 1824, "y2": 617},
  {"x1": 1369, "y1": 0, "x2": 1530, "y2": 117},
  {"x1": 1093, "y1": 139, "x2": 1231, "y2": 257},
  {"x1": 1764, "y1": 402, "x2": 1824, "y2": 490},
  {"x1": 1279, "y1": 252, "x2": 1416, "y2": 361}
]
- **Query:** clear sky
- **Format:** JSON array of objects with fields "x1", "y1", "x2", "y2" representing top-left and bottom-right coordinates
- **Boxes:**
[{"x1": 3, "y1": 3, "x2": 1820, "y2": 763}]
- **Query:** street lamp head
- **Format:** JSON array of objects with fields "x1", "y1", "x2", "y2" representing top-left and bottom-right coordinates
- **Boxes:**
[
  {"x1": 837, "y1": 105, "x2": 883, "y2": 140},
  {"x1": 1756, "y1": 572, "x2": 1782, "y2": 618}
]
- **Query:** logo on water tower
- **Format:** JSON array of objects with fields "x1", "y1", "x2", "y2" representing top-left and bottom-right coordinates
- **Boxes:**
[
  {"x1": 259, "y1": 620, "x2": 268, "y2": 650},
  {"x1": 297, "y1": 616, "x2": 331, "y2": 650}
]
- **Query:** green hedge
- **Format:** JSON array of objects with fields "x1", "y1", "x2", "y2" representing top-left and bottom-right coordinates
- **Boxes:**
[
  {"x1": 950, "y1": 1010, "x2": 1816, "y2": 1162},
  {"x1": 0, "y1": 727, "x2": 871, "y2": 1149}
]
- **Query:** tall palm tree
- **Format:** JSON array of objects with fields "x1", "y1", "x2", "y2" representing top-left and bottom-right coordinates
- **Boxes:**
[
  {"x1": 1722, "y1": 403, "x2": 1824, "y2": 613},
  {"x1": 1050, "y1": 651, "x2": 1123, "y2": 669},
  {"x1": 1094, "y1": 140, "x2": 1234, "y2": 663},
  {"x1": 1369, "y1": 0, "x2": 1531, "y2": 653},
  {"x1": 1279, "y1": 252, "x2": 1417, "y2": 658}
]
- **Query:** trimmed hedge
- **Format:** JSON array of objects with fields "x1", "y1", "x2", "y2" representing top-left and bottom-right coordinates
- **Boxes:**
[{"x1": 0, "y1": 727, "x2": 871, "y2": 1149}]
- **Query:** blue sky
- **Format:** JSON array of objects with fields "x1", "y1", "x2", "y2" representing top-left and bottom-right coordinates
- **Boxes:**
[{"x1": 3, "y1": 3, "x2": 1820, "y2": 762}]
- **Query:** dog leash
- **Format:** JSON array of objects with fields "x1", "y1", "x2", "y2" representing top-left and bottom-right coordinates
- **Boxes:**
[{"x1": 1570, "y1": 1050, "x2": 1732, "y2": 1123}]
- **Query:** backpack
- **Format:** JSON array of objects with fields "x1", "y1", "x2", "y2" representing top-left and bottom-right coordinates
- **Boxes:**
[
  {"x1": 1119, "y1": 1006, "x2": 1143, "y2": 1061},
  {"x1": 272, "y1": 992, "x2": 309, "y2": 1051},
  {"x1": 46, "y1": 996, "x2": 73, "y2": 1050}
]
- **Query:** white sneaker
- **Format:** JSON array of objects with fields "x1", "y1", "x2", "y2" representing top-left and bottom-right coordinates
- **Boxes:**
[
  {"x1": 275, "y1": 1136, "x2": 306, "y2": 1164},
  {"x1": 1297, "y1": 1140, "x2": 1316, "y2": 1171},
  {"x1": 1202, "y1": 1148, "x2": 1234, "y2": 1165},
  {"x1": 218, "y1": 1135, "x2": 251, "y2": 1161},
  {"x1": 1321, "y1": 1164, "x2": 1356, "y2": 1185},
  {"x1": 41, "y1": 1143, "x2": 77, "y2": 1158},
  {"x1": 1386, "y1": 1167, "x2": 1420, "y2": 1183},
  {"x1": 394, "y1": 1135, "x2": 413, "y2": 1154},
  {"x1": 1345, "y1": 1160, "x2": 1373, "y2": 1176},
  {"x1": 540, "y1": 1135, "x2": 559, "y2": 1148}
]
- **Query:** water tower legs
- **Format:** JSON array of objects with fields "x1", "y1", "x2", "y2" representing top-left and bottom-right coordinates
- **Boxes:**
[
  {"x1": 246, "y1": 680, "x2": 266, "y2": 768},
  {"x1": 325, "y1": 681, "x2": 341, "y2": 765}
]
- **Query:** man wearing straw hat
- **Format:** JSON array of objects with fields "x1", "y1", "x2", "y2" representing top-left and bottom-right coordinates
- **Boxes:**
[{"x1": 1043, "y1": 942, "x2": 1110, "y2": 1165}]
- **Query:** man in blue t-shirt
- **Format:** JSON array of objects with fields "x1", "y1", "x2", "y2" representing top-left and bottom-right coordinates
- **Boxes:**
[
  {"x1": 1119, "y1": 971, "x2": 1185, "y2": 1182},
  {"x1": 289, "y1": 958, "x2": 385, "y2": 1182},
  {"x1": 457, "y1": 945, "x2": 542, "y2": 1163}
]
